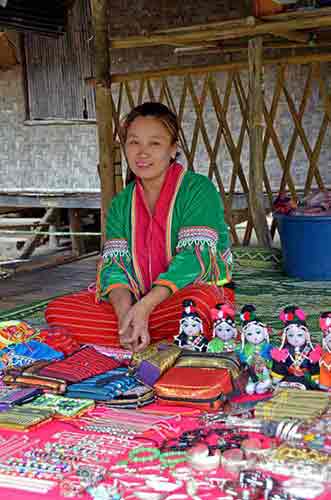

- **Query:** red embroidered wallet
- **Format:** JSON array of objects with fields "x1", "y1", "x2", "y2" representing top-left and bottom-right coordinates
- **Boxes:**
[
  {"x1": 38, "y1": 347, "x2": 120, "y2": 383},
  {"x1": 154, "y1": 366, "x2": 233, "y2": 410}
]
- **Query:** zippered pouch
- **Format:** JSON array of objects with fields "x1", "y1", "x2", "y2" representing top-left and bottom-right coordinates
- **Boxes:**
[
  {"x1": 154, "y1": 366, "x2": 233, "y2": 410},
  {"x1": 0, "y1": 387, "x2": 41, "y2": 410},
  {"x1": 102, "y1": 384, "x2": 155, "y2": 409},
  {"x1": 65, "y1": 367, "x2": 139, "y2": 401},
  {"x1": 175, "y1": 351, "x2": 241, "y2": 377}
]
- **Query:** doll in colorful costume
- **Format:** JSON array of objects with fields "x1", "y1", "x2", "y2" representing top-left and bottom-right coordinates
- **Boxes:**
[
  {"x1": 207, "y1": 303, "x2": 238, "y2": 353},
  {"x1": 238, "y1": 305, "x2": 273, "y2": 395},
  {"x1": 319, "y1": 312, "x2": 331, "y2": 390},
  {"x1": 174, "y1": 299, "x2": 208, "y2": 352},
  {"x1": 271, "y1": 305, "x2": 322, "y2": 390}
]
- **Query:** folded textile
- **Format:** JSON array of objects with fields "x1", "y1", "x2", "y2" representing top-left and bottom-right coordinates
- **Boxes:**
[
  {"x1": 0, "y1": 321, "x2": 39, "y2": 349},
  {"x1": 65, "y1": 367, "x2": 139, "y2": 401},
  {"x1": 0, "y1": 340, "x2": 63, "y2": 371},
  {"x1": 38, "y1": 346, "x2": 120, "y2": 383},
  {"x1": 39, "y1": 327, "x2": 80, "y2": 356}
]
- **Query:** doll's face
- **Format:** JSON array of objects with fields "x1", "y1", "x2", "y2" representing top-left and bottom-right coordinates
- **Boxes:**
[
  {"x1": 180, "y1": 317, "x2": 202, "y2": 337},
  {"x1": 214, "y1": 321, "x2": 236, "y2": 341},
  {"x1": 244, "y1": 323, "x2": 266, "y2": 345},
  {"x1": 285, "y1": 324, "x2": 307, "y2": 347}
]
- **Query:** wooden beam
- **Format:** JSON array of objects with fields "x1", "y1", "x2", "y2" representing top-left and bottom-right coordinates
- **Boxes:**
[
  {"x1": 110, "y1": 14, "x2": 331, "y2": 49},
  {"x1": 248, "y1": 37, "x2": 271, "y2": 248},
  {"x1": 269, "y1": 29, "x2": 310, "y2": 44},
  {"x1": 91, "y1": 0, "x2": 115, "y2": 244},
  {"x1": 85, "y1": 52, "x2": 331, "y2": 85},
  {"x1": 174, "y1": 39, "x2": 331, "y2": 56}
]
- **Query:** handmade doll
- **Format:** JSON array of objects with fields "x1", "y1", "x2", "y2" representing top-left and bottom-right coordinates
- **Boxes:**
[
  {"x1": 238, "y1": 305, "x2": 273, "y2": 395},
  {"x1": 319, "y1": 312, "x2": 331, "y2": 391},
  {"x1": 207, "y1": 303, "x2": 238, "y2": 353},
  {"x1": 174, "y1": 299, "x2": 208, "y2": 352},
  {"x1": 271, "y1": 305, "x2": 322, "y2": 390}
]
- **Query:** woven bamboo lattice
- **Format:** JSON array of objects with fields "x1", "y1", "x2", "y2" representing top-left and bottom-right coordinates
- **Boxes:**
[{"x1": 109, "y1": 60, "x2": 331, "y2": 245}]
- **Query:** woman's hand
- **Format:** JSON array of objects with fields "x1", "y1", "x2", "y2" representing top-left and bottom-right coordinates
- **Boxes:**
[{"x1": 119, "y1": 302, "x2": 151, "y2": 352}]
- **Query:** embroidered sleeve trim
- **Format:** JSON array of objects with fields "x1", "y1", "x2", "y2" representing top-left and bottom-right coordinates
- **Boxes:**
[
  {"x1": 176, "y1": 226, "x2": 218, "y2": 253},
  {"x1": 153, "y1": 279, "x2": 178, "y2": 294},
  {"x1": 102, "y1": 238, "x2": 130, "y2": 260},
  {"x1": 103, "y1": 283, "x2": 132, "y2": 296}
]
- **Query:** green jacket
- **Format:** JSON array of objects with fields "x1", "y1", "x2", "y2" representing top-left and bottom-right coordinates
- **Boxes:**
[{"x1": 97, "y1": 170, "x2": 232, "y2": 300}]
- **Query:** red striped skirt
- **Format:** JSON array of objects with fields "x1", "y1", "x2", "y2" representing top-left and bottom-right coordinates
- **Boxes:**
[{"x1": 45, "y1": 284, "x2": 235, "y2": 347}]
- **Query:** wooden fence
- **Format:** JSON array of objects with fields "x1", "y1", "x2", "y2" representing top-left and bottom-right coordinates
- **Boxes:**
[{"x1": 109, "y1": 58, "x2": 331, "y2": 245}]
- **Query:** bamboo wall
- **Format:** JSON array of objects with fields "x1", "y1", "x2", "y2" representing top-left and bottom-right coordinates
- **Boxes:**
[{"x1": 110, "y1": 60, "x2": 331, "y2": 245}]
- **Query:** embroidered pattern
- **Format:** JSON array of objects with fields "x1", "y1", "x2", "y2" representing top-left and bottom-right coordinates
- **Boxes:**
[
  {"x1": 176, "y1": 226, "x2": 218, "y2": 253},
  {"x1": 102, "y1": 239, "x2": 130, "y2": 260},
  {"x1": 221, "y1": 248, "x2": 233, "y2": 267}
]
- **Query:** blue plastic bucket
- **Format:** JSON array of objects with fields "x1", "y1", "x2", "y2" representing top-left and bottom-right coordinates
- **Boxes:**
[{"x1": 274, "y1": 213, "x2": 331, "y2": 280}]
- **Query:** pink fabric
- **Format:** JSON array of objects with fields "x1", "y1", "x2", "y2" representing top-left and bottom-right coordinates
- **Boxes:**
[
  {"x1": 0, "y1": 418, "x2": 330, "y2": 499},
  {"x1": 134, "y1": 162, "x2": 184, "y2": 292}
]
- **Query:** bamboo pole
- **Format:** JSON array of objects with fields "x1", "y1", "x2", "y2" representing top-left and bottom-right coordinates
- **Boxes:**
[
  {"x1": 85, "y1": 53, "x2": 331, "y2": 86},
  {"x1": 91, "y1": 0, "x2": 115, "y2": 244},
  {"x1": 248, "y1": 37, "x2": 271, "y2": 248},
  {"x1": 110, "y1": 14, "x2": 331, "y2": 49}
]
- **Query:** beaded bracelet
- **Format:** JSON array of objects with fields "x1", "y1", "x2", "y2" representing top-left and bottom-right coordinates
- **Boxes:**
[
  {"x1": 159, "y1": 451, "x2": 187, "y2": 468},
  {"x1": 128, "y1": 447, "x2": 161, "y2": 463}
]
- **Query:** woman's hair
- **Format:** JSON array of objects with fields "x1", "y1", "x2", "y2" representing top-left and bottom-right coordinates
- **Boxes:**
[
  {"x1": 122, "y1": 102, "x2": 180, "y2": 184},
  {"x1": 122, "y1": 102, "x2": 179, "y2": 145}
]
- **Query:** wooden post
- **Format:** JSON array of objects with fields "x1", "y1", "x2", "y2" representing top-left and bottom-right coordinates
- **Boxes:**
[
  {"x1": 91, "y1": 0, "x2": 115, "y2": 245},
  {"x1": 19, "y1": 208, "x2": 57, "y2": 259},
  {"x1": 68, "y1": 208, "x2": 86, "y2": 257},
  {"x1": 248, "y1": 37, "x2": 272, "y2": 248}
]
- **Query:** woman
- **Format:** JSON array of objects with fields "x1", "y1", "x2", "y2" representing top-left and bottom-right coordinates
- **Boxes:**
[{"x1": 46, "y1": 102, "x2": 234, "y2": 352}]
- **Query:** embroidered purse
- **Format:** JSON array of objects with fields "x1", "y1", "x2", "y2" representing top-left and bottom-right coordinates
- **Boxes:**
[
  {"x1": 0, "y1": 387, "x2": 41, "y2": 411},
  {"x1": 101, "y1": 384, "x2": 155, "y2": 409},
  {"x1": 154, "y1": 366, "x2": 233, "y2": 410},
  {"x1": 38, "y1": 346, "x2": 120, "y2": 383},
  {"x1": 65, "y1": 367, "x2": 139, "y2": 401},
  {"x1": 0, "y1": 406, "x2": 54, "y2": 430},
  {"x1": 3, "y1": 373, "x2": 67, "y2": 394},
  {"x1": 135, "y1": 344, "x2": 182, "y2": 386},
  {"x1": 23, "y1": 393, "x2": 94, "y2": 418},
  {"x1": 175, "y1": 351, "x2": 249, "y2": 396}
]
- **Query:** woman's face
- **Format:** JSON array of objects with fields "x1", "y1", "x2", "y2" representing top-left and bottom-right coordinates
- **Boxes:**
[
  {"x1": 125, "y1": 116, "x2": 177, "y2": 185},
  {"x1": 214, "y1": 322, "x2": 236, "y2": 341},
  {"x1": 286, "y1": 325, "x2": 307, "y2": 347}
]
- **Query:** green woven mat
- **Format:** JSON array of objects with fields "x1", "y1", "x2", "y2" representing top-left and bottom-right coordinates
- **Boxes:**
[{"x1": 1, "y1": 248, "x2": 330, "y2": 344}]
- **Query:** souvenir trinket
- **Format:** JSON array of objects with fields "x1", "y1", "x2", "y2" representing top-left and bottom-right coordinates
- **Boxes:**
[
  {"x1": 238, "y1": 305, "x2": 273, "y2": 394},
  {"x1": 174, "y1": 300, "x2": 208, "y2": 352},
  {"x1": 318, "y1": 311, "x2": 331, "y2": 390},
  {"x1": 271, "y1": 306, "x2": 322, "y2": 390},
  {"x1": 207, "y1": 303, "x2": 238, "y2": 353}
]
